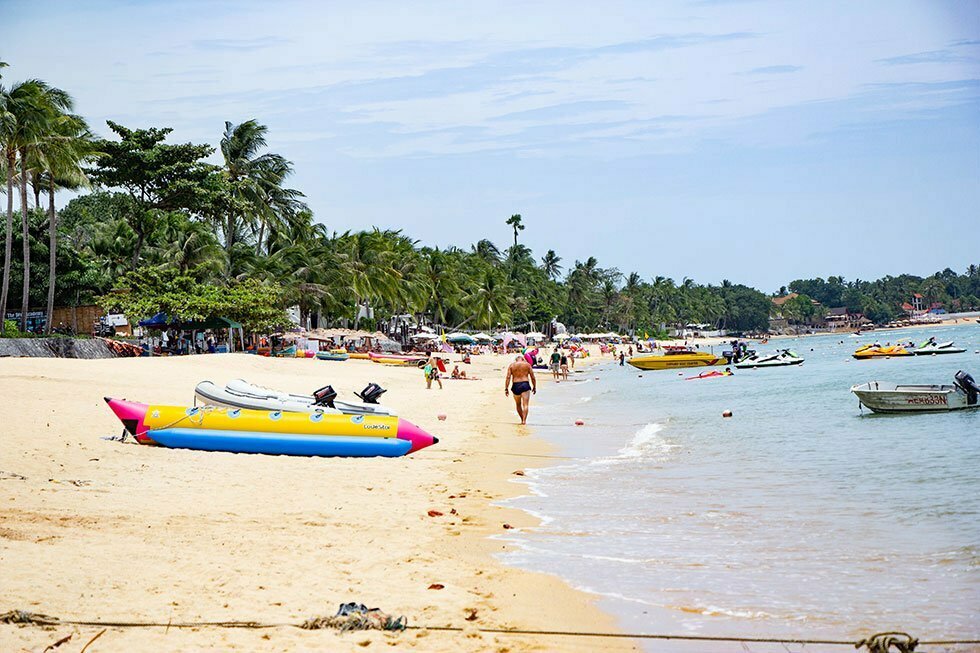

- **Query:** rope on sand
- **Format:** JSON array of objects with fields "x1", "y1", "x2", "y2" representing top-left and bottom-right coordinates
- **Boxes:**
[{"x1": 2, "y1": 610, "x2": 976, "y2": 650}]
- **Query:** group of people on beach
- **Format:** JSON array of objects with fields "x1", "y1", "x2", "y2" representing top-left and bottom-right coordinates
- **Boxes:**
[{"x1": 547, "y1": 348, "x2": 572, "y2": 380}]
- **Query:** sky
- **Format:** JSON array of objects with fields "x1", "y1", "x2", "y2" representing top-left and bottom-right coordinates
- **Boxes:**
[{"x1": 3, "y1": 0, "x2": 978, "y2": 291}]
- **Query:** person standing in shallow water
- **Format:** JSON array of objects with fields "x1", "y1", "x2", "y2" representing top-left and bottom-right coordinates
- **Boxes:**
[{"x1": 505, "y1": 354, "x2": 537, "y2": 425}]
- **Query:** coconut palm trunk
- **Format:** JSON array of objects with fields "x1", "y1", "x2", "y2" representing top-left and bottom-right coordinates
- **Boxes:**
[
  {"x1": 1, "y1": 152, "x2": 14, "y2": 322},
  {"x1": 19, "y1": 147, "x2": 30, "y2": 332},
  {"x1": 45, "y1": 177, "x2": 55, "y2": 334}
]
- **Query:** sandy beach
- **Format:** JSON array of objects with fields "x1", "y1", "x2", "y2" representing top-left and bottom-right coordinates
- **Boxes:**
[{"x1": 0, "y1": 349, "x2": 638, "y2": 652}]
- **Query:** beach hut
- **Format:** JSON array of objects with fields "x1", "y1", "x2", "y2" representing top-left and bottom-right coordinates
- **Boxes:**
[{"x1": 138, "y1": 313, "x2": 245, "y2": 353}]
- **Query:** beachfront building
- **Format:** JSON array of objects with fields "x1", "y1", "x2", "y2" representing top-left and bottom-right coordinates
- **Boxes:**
[{"x1": 770, "y1": 293, "x2": 827, "y2": 333}]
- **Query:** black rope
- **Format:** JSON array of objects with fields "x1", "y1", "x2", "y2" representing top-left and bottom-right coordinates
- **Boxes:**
[{"x1": 2, "y1": 611, "x2": 977, "y2": 649}]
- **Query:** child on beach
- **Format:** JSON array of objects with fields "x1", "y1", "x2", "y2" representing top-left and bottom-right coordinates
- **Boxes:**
[{"x1": 424, "y1": 357, "x2": 443, "y2": 389}]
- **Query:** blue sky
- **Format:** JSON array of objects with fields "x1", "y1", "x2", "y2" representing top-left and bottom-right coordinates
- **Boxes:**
[{"x1": 3, "y1": 0, "x2": 978, "y2": 290}]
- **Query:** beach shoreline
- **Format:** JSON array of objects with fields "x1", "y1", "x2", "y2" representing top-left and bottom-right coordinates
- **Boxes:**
[{"x1": 0, "y1": 349, "x2": 636, "y2": 652}]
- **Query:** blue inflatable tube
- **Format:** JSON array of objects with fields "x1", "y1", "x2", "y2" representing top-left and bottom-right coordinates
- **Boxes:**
[{"x1": 148, "y1": 428, "x2": 413, "y2": 457}]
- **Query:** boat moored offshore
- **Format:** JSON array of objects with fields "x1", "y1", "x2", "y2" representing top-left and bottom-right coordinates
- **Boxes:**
[
  {"x1": 628, "y1": 346, "x2": 725, "y2": 371},
  {"x1": 850, "y1": 371, "x2": 980, "y2": 413}
]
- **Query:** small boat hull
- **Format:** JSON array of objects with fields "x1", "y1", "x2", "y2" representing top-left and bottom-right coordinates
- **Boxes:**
[
  {"x1": 197, "y1": 380, "x2": 395, "y2": 417},
  {"x1": 315, "y1": 351, "x2": 350, "y2": 361},
  {"x1": 850, "y1": 382, "x2": 978, "y2": 413},
  {"x1": 628, "y1": 353, "x2": 724, "y2": 370}
]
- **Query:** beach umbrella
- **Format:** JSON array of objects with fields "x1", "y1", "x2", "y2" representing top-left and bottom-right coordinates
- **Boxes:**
[
  {"x1": 471, "y1": 332, "x2": 492, "y2": 341},
  {"x1": 446, "y1": 332, "x2": 476, "y2": 344},
  {"x1": 526, "y1": 331, "x2": 546, "y2": 340},
  {"x1": 412, "y1": 332, "x2": 439, "y2": 340}
]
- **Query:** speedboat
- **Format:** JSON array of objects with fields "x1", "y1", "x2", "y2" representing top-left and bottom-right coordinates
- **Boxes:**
[
  {"x1": 195, "y1": 379, "x2": 396, "y2": 416},
  {"x1": 912, "y1": 341, "x2": 966, "y2": 356},
  {"x1": 850, "y1": 371, "x2": 979, "y2": 413},
  {"x1": 735, "y1": 349, "x2": 804, "y2": 369},
  {"x1": 852, "y1": 344, "x2": 913, "y2": 359},
  {"x1": 628, "y1": 346, "x2": 725, "y2": 370}
]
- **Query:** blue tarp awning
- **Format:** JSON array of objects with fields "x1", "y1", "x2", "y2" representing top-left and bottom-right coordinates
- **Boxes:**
[{"x1": 137, "y1": 313, "x2": 242, "y2": 330}]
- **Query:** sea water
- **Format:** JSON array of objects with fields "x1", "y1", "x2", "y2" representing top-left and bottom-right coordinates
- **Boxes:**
[{"x1": 500, "y1": 324, "x2": 980, "y2": 651}]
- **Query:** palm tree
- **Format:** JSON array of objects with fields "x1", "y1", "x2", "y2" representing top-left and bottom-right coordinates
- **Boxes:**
[
  {"x1": 219, "y1": 119, "x2": 305, "y2": 256},
  {"x1": 1, "y1": 79, "x2": 72, "y2": 330},
  {"x1": 34, "y1": 112, "x2": 96, "y2": 332},
  {"x1": 465, "y1": 269, "x2": 513, "y2": 329},
  {"x1": 506, "y1": 213, "x2": 524, "y2": 247},
  {"x1": 472, "y1": 238, "x2": 501, "y2": 265},
  {"x1": 541, "y1": 249, "x2": 562, "y2": 280},
  {"x1": 624, "y1": 271, "x2": 641, "y2": 294},
  {"x1": 0, "y1": 77, "x2": 15, "y2": 323}
]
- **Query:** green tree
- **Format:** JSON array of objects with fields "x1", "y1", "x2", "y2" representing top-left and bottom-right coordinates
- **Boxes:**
[{"x1": 89, "y1": 120, "x2": 216, "y2": 269}]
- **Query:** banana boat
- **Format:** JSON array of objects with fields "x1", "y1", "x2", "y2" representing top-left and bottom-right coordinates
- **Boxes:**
[
  {"x1": 104, "y1": 398, "x2": 437, "y2": 457},
  {"x1": 368, "y1": 352, "x2": 426, "y2": 366}
]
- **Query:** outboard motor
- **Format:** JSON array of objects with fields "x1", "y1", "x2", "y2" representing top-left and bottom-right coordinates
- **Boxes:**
[
  {"x1": 312, "y1": 385, "x2": 337, "y2": 408},
  {"x1": 954, "y1": 371, "x2": 978, "y2": 405},
  {"x1": 356, "y1": 383, "x2": 387, "y2": 404}
]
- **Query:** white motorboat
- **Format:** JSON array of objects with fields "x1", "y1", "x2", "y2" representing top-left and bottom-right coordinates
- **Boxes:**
[
  {"x1": 912, "y1": 341, "x2": 966, "y2": 356},
  {"x1": 194, "y1": 379, "x2": 396, "y2": 416},
  {"x1": 850, "y1": 371, "x2": 979, "y2": 413},
  {"x1": 734, "y1": 349, "x2": 804, "y2": 369}
]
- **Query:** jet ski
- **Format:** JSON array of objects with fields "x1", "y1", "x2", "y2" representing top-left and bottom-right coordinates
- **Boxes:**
[
  {"x1": 195, "y1": 379, "x2": 396, "y2": 416},
  {"x1": 912, "y1": 341, "x2": 966, "y2": 355},
  {"x1": 853, "y1": 344, "x2": 912, "y2": 359},
  {"x1": 734, "y1": 349, "x2": 804, "y2": 369}
]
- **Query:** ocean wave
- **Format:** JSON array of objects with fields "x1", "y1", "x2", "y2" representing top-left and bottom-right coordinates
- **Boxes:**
[{"x1": 618, "y1": 422, "x2": 676, "y2": 460}]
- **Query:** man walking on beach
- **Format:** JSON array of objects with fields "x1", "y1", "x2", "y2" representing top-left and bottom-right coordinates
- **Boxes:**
[
  {"x1": 505, "y1": 354, "x2": 537, "y2": 425},
  {"x1": 549, "y1": 348, "x2": 561, "y2": 380}
]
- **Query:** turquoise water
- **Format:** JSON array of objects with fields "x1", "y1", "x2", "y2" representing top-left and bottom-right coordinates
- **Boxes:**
[{"x1": 501, "y1": 324, "x2": 980, "y2": 651}]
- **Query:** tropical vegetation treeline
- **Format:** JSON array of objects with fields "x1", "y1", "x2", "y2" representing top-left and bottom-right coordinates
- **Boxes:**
[{"x1": 2, "y1": 62, "x2": 978, "y2": 335}]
